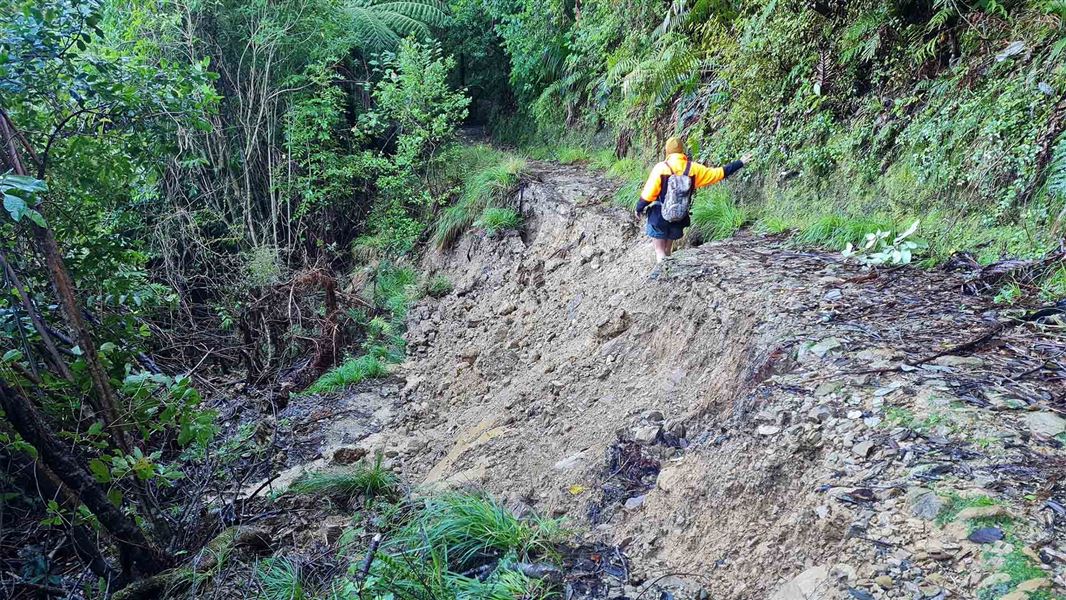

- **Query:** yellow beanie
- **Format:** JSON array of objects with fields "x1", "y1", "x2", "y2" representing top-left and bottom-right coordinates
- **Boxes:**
[{"x1": 664, "y1": 137, "x2": 684, "y2": 156}]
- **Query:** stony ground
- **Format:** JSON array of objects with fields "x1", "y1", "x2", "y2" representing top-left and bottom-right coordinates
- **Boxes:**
[{"x1": 268, "y1": 161, "x2": 1065, "y2": 600}]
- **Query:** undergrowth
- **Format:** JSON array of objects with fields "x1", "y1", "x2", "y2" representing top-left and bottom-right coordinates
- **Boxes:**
[
  {"x1": 289, "y1": 455, "x2": 399, "y2": 501},
  {"x1": 304, "y1": 262, "x2": 416, "y2": 395},
  {"x1": 432, "y1": 145, "x2": 527, "y2": 249},
  {"x1": 476, "y1": 207, "x2": 523, "y2": 234}
]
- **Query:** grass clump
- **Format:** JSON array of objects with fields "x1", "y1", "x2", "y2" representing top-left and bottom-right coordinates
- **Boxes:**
[
  {"x1": 432, "y1": 150, "x2": 526, "y2": 249},
  {"x1": 421, "y1": 274, "x2": 453, "y2": 298},
  {"x1": 556, "y1": 146, "x2": 591, "y2": 164},
  {"x1": 796, "y1": 214, "x2": 898, "y2": 249},
  {"x1": 476, "y1": 207, "x2": 523, "y2": 234},
  {"x1": 361, "y1": 492, "x2": 566, "y2": 599},
  {"x1": 401, "y1": 492, "x2": 564, "y2": 565},
  {"x1": 257, "y1": 557, "x2": 307, "y2": 600},
  {"x1": 691, "y1": 188, "x2": 752, "y2": 240},
  {"x1": 289, "y1": 456, "x2": 399, "y2": 501},
  {"x1": 303, "y1": 355, "x2": 387, "y2": 395}
]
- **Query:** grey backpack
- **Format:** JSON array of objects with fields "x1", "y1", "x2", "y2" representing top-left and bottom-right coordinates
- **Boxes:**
[{"x1": 659, "y1": 159, "x2": 694, "y2": 222}]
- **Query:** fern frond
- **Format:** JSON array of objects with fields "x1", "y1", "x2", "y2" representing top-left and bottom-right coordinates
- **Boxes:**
[
  {"x1": 1048, "y1": 135, "x2": 1066, "y2": 200},
  {"x1": 344, "y1": 0, "x2": 448, "y2": 53}
]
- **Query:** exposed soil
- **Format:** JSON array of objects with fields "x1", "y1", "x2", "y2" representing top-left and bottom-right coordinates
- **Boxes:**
[{"x1": 252, "y1": 161, "x2": 1065, "y2": 599}]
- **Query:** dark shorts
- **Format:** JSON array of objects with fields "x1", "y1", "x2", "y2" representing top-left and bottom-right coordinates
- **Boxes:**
[{"x1": 644, "y1": 204, "x2": 688, "y2": 240}]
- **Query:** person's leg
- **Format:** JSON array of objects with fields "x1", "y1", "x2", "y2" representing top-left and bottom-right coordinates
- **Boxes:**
[
  {"x1": 663, "y1": 239, "x2": 674, "y2": 257},
  {"x1": 651, "y1": 238, "x2": 670, "y2": 262}
]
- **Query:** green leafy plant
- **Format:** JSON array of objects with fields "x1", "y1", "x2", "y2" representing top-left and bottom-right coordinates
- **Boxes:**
[
  {"x1": 344, "y1": 0, "x2": 448, "y2": 53},
  {"x1": 842, "y1": 220, "x2": 927, "y2": 266}
]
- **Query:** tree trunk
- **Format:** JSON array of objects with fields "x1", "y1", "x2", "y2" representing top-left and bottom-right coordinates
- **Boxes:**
[
  {"x1": 0, "y1": 106, "x2": 131, "y2": 453},
  {"x1": 0, "y1": 247, "x2": 75, "y2": 383},
  {"x1": 0, "y1": 379, "x2": 172, "y2": 580},
  {"x1": 1, "y1": 442, "x2": 120, "y2": 586}
]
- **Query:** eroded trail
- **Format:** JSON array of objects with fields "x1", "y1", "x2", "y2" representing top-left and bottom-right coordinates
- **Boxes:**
[{"x1": 284, "y1": 161, "x2": 1065, "y2": 599}]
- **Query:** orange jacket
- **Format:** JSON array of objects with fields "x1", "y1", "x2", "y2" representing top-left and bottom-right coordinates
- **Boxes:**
[{"x1": 639, "y1": 153, "x2": 728, "y2": 203}]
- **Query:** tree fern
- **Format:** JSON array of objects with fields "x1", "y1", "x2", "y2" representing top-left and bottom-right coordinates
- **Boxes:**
[
  {"x1": 841, "y1": 8, "x2": 887, "y2": 65},
  {"x1": 344, "y1": 0, "x2": 447, "y2": 53},
  {"x1": 609, "y1": 36, "x2": 703, "y2": 106}
]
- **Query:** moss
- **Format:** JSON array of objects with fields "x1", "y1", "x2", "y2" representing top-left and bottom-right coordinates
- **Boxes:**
[{"x1": 935, "y1": 493, "x2": 1000, "y2": 526}]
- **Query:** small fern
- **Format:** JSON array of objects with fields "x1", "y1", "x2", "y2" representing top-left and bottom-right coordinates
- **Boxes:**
[{"x1": 1048, "y1": 135, "x2": 1066, "y2": 201}]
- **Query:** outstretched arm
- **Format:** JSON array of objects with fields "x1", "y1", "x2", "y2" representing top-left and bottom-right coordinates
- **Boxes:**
[{"x1": 693, "y1": 152, "x2": 753, "y2": 188}]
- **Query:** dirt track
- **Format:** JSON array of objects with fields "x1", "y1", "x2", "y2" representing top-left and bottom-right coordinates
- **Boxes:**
[{"x1": 284, "y1": 161, "x2": 1065, "y2": 599}]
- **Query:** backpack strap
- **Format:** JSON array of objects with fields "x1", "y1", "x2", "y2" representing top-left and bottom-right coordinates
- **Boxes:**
[
  {"x1": 664, "y1": 160, "x2": 675, "y2": 176},
  {"x1": 682, "y1": 158, "x2": 692, "y2": 177}
]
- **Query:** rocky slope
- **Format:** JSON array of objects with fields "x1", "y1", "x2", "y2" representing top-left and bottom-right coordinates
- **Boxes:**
[{"x1": 286, "y1": 161, "x2": 1065, "y2": 599}]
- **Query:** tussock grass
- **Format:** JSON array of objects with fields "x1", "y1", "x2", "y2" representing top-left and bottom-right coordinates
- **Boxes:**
[
  {"x1": 397, "y1": 492, "x2": 564, "y2": 566},
  {"x1": 303, "y1": 355, "x2": 387, "y2": 395},
  {"x1": 421, "y1": 274, "x2": 453, "y2": 298},
  {"x1": 796, "y1": 214, "x2": 897, "y2": 248},
  {"x1": 432, "y1": 152, "x2": 526, "y2": 249},
  {"x1": 362, "y1": 492, "x2": 566, "y2": 600},
  {"x1": 257, "y1": 557, "x2": 306, "y2": 600},
  {"x1": 476, "y1": 207, "x2": 522, "y2": 233},
  {"x1": 289, "y1": 456, "x2": 399, "y2": 500},
  {"x1": 691, "y1": 188, "x2": 752, "y2": 240},
  {"x1": 556, "y1": 146, "x2": 591, "y2": 164}
]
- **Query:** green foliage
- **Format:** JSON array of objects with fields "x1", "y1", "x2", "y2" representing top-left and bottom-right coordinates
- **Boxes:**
[
  {"x1": 476, "y1": 207, "x2": 523, "y2": 233},
  {"x1": 422, "y1": 274, "x2": 454, "y2": 298},
  {"x1": 994, "y1": 282, "x2": 1024, "y2": 305},
  {"x1": 257, "y1": 557, "x2": 307, "y2": 600},
  {"x1": 399, "y1": 492, "x2": 564, "y2": 564},
  {"x1": 370, "y1": 40, "x2": 471, "y2": 167},
  {"x1": 289, "y1": 456, "x2": 399, "y2": 500},
  {"x1": 362, "y1": 492, "x2": 565, "y2": 599},
  {"x1": 556, "y1": 147, "x2": 591, "y2": 164},
  {"x1": 432, "y1": 148, "x2": 526, "y2": 248},
  {"x1": 841, "y1": 220, "x2": 927, "y2": 266},
  {"x1": 691, "y1": 188, "x2": 751, "y2": 240},
  {"x1": 797, "y1": 214, "x2": 898, "y2": 249},
  {"x1": 303, "y1": 354, "x2": 388, "y2": 395},
  {"x1": 345, "y1": 0, "x2": 448, "y2": 53}
]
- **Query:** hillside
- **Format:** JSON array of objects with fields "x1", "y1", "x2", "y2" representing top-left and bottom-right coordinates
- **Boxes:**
[
  {"x1": 229, "y1": 160, "x2": 1065, "y2": 599},
  {"x1": 3, "y1": 1, "x2": 1066, "y2": 599}
]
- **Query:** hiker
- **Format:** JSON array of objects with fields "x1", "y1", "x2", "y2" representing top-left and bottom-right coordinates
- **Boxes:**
[{"x1": 635, "y1": 137, "x2": 752, "y2": 262}]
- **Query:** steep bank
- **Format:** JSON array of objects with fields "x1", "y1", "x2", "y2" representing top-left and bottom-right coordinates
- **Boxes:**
[{"x1": 280, "y1": 160, "x2": 1064, "y2": 599}]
